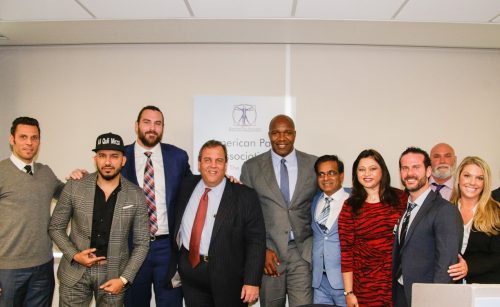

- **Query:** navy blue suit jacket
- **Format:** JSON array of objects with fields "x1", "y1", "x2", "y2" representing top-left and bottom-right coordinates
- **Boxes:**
[{"x1": 122, "y1": 142, "x2": 192, "y2": 236}]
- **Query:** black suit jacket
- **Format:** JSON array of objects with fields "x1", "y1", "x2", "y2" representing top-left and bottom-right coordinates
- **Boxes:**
[
  {"x1": 463, "y1": 226, "x2": 500, "y2": 283},
  {"x1": 492, "y1": 187, "x2": 500, "y2": 202},
  {"x1": 393, "y1": 190, "x2": 463, "y2": 306},
  {"x1": 169, "y1": 175, "x2": 266, "y2": 306}
]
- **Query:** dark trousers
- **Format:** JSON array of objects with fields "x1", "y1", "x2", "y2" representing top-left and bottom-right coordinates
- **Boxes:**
[
  {"x1": 178, "y1": 247, "x2": 216, "y2": 307},
  {"x1": 124, "y1": 237, "x2": 182, "y2": 307},
  {"x1": 0, "y1": 259, "x2": 54, "y2": 307},
  {"x1": 394, "y1": 283, "x2": 409, "y2": 307}
]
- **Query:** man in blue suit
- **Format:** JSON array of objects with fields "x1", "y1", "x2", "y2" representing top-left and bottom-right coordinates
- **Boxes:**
[
  {"x1": 311, "y1": 155, "x2": 350, "y2": 307},
  {"x1": 123, "y1": 106, "x2": 191, "y2": 307}
]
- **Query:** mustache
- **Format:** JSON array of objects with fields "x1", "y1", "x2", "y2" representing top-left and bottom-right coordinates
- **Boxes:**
[{"x1": 404, "y1": 176, "x2": 419, "y2": 181}]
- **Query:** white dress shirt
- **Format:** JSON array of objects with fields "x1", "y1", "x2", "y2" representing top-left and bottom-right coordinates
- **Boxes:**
[
  {"x1": 181, "y1": 178, "x2": 226, "y2": 255},
  {"x1": 134, "y1": 142, "x2": 169, "y2": 235},
  {"x1": 10, "y1": 154, "x2": 34, "y2": 174},
  {"x1": 315, "y1": 188, "x2": 349, "y2": 230}
]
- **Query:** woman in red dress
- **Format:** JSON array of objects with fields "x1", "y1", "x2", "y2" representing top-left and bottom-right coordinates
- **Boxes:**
[{"x1": 339, "y1": 149, "x2": 406, "y2": 307}]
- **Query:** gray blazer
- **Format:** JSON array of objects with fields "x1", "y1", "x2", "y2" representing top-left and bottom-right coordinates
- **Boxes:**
[
  {"x1": 240, "y1": 149, "x2": 317, "y2": 269},
  {"x1": 392, "y1": 190, "x2": 463, "y2": 306},
  {"x1": 49, "y1": 173, "x2": 150, "y2": 287}
]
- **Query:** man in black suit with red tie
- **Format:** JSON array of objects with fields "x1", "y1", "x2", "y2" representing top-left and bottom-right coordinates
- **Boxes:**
[{"x1": 168, "y1": 140, "x2": 266, "y2": 307}]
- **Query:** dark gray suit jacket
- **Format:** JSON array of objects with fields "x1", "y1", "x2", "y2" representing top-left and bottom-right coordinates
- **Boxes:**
[
  {"x1": 49, "y1": 173, "x2": 150, "y2": 287},
  {"x1": 240, "y1": 149, "x2": 317, "y2": 269},
  {"x1": 392, "y1": 190, "x2": 463, "y2": 306}
]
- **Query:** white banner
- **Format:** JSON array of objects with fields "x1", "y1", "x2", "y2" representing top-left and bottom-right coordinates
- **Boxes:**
[{"x1": 193, "y1": 96, "x2": 296, "y2": 179}]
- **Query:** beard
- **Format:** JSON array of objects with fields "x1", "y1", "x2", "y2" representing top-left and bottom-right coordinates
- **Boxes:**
[
  {"x1": 98, "y1": 166, "x2": 121, "y2": 181},
  {"x1": 138, "y1": 129, "x2": 162, "y2": 148},
  {"x1": 401, "y1": 175, "x2": 428, "y2": 192},
  {"x1": 431, "y1": 164, "x2": 454, "y2": 179}
]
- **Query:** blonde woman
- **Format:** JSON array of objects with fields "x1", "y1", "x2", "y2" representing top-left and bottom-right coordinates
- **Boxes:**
[{"x1": 450, "y1": 156, "x2": 500, "y2": 283}]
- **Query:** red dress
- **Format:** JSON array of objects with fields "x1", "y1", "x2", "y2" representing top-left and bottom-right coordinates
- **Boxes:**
[{"x1": 338, "y1": 190, "x2": 407, "y2": 307}]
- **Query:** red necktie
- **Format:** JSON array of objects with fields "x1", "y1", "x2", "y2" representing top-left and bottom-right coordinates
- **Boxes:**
[{"x1": 189, "y1": 188, "x2": 211, "y2": 268}]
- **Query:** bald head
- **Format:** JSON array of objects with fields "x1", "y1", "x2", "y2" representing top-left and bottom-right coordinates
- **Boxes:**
[
  {"x1": 268, "y1": 114, "x2": 296, "y2": 157},
  {"x1": 430, "y1": 143, "x2": 456, "y2": 183}
]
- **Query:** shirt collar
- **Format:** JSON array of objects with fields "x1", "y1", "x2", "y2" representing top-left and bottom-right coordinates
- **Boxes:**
[
  {"x1": 429, "y1": 176, "x2": 453, "y2": 189},
  {"x1": 323, "y1": 187, "x2": 346, "y2": 201},
  {"x1": 10, "y1": 153, "x2": 34, "y2": 173},
  {"x1": 271, "y1": 148, "x2": 297, "y2": 165},
  {"x1": 134, "y1": 141, "x2": 161, "y2": 156},
  {"x1": 409, "y1": 186, "x2": 432, "y2": 207},
  {"x1": 202, "y1": 177, "x2": 226, "y2": 198}
]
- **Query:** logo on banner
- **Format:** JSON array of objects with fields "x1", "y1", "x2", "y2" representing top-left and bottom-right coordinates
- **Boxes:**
[{"x1": 232, "y1": 104, "x2": 257, "y2": 126}]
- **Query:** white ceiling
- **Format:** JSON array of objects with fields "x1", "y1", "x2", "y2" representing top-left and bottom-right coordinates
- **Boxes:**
[{"x1": 1, "y1": 0, "x2": 500, "y2": 47}]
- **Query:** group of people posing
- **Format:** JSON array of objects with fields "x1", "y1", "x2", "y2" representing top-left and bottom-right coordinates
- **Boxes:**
[{"x1": 0, "y1": 107, "x2": 498, "y2": 307}]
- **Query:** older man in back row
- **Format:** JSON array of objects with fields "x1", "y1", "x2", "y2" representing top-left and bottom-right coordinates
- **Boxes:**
[{"x1": 429, "y1": 143, "x2": 457, "y2": 201}]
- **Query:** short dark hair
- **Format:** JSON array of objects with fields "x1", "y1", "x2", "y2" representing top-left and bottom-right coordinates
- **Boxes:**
[
  {"x1": 314, "y1": 155, "x2": 344, "y2": 174},
  {"x1": 11, "y1": 117, "x2": 40, "y2": 136},
  {"x1": 198, "y1": 140, "x2": 228, "y2": 162},
  {"x1": 399, "y1": 147, "x2": 431, "y2": 169},
  {"x1": 136, "y1": 105, "x2": 164, "y2": 123}
]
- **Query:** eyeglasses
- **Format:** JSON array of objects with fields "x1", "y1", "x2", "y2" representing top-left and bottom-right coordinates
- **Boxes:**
[{"x1": 317, "y1": 170, "x2": 339, "y2": 177}]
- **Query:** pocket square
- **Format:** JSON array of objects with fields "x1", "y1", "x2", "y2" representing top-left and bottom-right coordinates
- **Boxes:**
[{"x1": 123, "y1": 205, "x2": 134, "y2": 209}]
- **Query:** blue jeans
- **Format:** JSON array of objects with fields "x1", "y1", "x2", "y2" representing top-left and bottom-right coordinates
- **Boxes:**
[{"x1": 0, "y1": 259, "x2": 55, "y2": 307}]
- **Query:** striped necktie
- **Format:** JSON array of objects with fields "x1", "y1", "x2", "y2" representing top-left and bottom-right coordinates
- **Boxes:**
[
  {"x1": 144, "y1": 152, "x2": 157, "y2": 236},
  {"x1": 317, "y1": 197, "x2": 332, "y2": 234}
]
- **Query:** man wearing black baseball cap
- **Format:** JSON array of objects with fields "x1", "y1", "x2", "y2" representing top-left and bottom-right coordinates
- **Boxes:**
[{"x1": 49, "y1": 132, "x2": 150, "y2": 306}]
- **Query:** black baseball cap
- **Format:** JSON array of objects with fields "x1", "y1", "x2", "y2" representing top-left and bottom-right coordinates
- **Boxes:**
[{"x1": 92, "y1": 132, "x2": 125, "y2": 153}]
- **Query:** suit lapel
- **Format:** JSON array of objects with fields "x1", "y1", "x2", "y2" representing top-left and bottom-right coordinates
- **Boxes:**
[
  {"x1": 84, "y1": 173, "x2": 98, "y2": 239},
  {"x1": 402, "y1": 191, "x2": 436, "y2": 249},
  {"x1": 210, "y1": 181, "x2": 233, "y2": 246},
  {"x1": 260, "y1": 152, "x2": 288, "y2": 209},
  {"x1": 124, "y1": 143, "x2": 139, "y2": 185}
]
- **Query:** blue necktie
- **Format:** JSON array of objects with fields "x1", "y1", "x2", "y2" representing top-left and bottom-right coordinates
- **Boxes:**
[
  {"x1": 317, "y1": 197, "x2": 332, "y2": 234},
  {"x1": 280, "y1": 158, "x2": 290, "y2": 206}
]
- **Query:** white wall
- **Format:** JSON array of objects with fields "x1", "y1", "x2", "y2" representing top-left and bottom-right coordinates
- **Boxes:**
[{"x1": 1, "y1": 44, "x2": 499, "y2": 187}]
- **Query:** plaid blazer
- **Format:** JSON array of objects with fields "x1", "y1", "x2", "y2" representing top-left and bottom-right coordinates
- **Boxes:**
[{"x1": 49, "y1": 172, "x2": 149, "y2": 287}]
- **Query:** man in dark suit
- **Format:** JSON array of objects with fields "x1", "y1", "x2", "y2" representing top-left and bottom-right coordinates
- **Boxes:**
[
  {"x1": 393, "y1": 147, "x2": 463, "y2": 307},
  {"x1": 49, "y1": 133, "x2": 150, "y2": 306},
  {"x1": 169, "y1": 140, "x2": 266, "y2": 306},
  {"x1": 240, "y1": 114, "x2": 317, "y2": 307},
  {"x1": 122, "y1": 106, "x2": 191, "y2": 307}
]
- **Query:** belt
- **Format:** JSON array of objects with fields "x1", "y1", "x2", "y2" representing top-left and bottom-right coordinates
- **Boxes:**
[
  {"x1": 150, "y1": 234, "x2": 170, "y2": 241},
  {"x1": 181, "y1": 246, "x2": 209, "y2": 263},
  {"x1": 200, "y1": 254, "x2": 209, "y2": 263}
]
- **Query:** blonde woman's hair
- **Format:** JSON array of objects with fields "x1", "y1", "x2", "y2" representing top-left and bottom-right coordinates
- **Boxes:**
[{"x1": 450, "y1": 156, "x2": 500, "y2": 236}]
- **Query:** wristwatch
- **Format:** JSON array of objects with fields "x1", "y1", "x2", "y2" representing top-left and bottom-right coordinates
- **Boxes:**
[
  {"x1": 119, "y1": 276, "x2": 129, "y2": 286},
  {"x1": 343, "y1": 290, "x2": 354, "y2": 296}
]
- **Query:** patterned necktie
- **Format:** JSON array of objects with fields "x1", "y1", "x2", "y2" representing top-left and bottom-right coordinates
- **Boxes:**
[
  {"x1": 144, "y1": 152, "x2": 157, "y2": 236},
  {"x1": 189, "y1": 188, "x2": 211, "y2": 268},
  {"x1": 399, "y1": 202, "x2": 417, "y2": 245},
  {"x1": 432, "y1": 183, "x2": 445, "y2": 196},
  {"x1": 24, "y1": 165, "x2": 33, "y2": 175},
  {"x1": 317, "y1": 197, "x2": 332, "y2": 234},
  {"x1": 280, "y1": 158, "x2": 290, "y2": 206}
]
